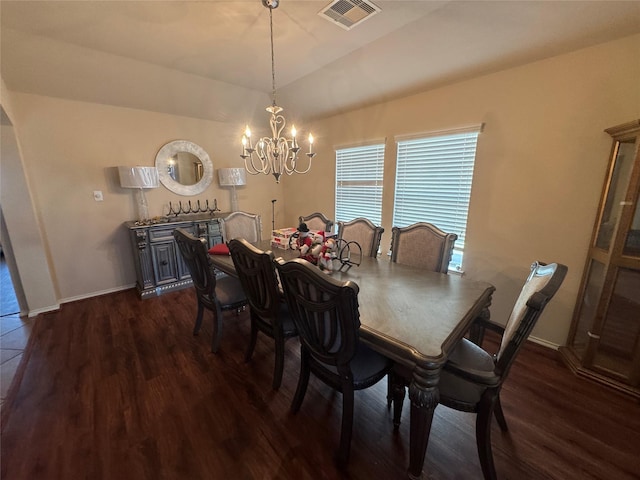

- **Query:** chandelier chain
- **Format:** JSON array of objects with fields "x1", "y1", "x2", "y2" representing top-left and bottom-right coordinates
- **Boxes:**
[{"x1": 269, "y1": 8, "x2": 277, "y2": 107}]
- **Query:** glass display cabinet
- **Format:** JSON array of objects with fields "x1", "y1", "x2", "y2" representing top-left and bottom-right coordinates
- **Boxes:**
[{"x1": 560, "y1": 120, "x2": 640, "y2": 398}]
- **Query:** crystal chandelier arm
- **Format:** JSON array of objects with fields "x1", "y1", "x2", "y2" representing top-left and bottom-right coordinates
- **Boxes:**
[
  {"x1": 284, "y1": 152, "x2": 314, "y2": 175},
  {"x1": 244, "y1": 140, "x2": 271, "y2": 175},
  {"x1": 244, "y1": 156, "x2": 268, "y2": 175},
  {"x1": 274, "y1": 137, "x2": 289, "y2": 175}
]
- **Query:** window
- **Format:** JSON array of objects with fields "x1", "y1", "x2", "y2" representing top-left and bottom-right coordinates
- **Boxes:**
[
  {"x1": 335, "y1": 142, "x2": 385, "y2": 225},
  {"x1": 393, "y1": 125, "x2": 482, "y2": 271}
]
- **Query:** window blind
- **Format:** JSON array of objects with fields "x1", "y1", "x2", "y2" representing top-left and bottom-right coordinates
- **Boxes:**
[
  {"x1": 335, "y1": 143, "x2": 385, "y2": 225},
  {"x1": 393, "y1": 128, "x2": 480, "y2": 267}
]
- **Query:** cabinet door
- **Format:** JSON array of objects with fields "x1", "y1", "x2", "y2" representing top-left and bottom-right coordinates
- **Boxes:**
[
  {"x1": 208, "y1": 220, "x2": 223, "y2": 247},
  {"x1": 193, "y1": 219, "x2": 224, "y2": 248},
  {"x1": 565, "y1": 120, "x2": 640, "y2": 394},
  {"x1": 151, "y1": 241, "x2": 180, "y2": 285}
]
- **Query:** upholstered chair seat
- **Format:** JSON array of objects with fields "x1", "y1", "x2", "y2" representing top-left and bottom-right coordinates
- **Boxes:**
[{"x1": 438, "y1": 339, "x2": 498, "y2": 405}]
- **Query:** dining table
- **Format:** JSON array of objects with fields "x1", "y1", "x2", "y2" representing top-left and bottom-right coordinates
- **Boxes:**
[{"x1": 210, "y1": 240, "x2": 495, "y2": 479}]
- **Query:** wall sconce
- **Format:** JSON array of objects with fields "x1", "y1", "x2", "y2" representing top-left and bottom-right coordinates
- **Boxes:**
[
  {"x1": 217, "y1": 168, "x2": 246, "y2": 212},
  {"x1": 118, "y1": 166, "x2": 159, "y2": 221}
]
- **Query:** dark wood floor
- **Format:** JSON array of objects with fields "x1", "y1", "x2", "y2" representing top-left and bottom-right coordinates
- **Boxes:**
[{"x1": 2, "y1": 288, "x2": 639, "y2": 480}]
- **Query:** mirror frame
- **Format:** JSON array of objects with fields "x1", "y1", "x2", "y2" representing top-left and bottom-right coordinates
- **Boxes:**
[{"x1": 155, "y1": 140, "x2": 213, "y2": 196}]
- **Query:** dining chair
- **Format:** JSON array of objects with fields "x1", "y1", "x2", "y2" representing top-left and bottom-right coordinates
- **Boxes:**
[
  {"x1": 220, "y1": 211, "x2": 262, "y2": 243},
  {"x1": 298, "y1": 212, "x2": 334, "y2": 233},
  {"x1": 390, "y1": 222, "x2": 458, "y2": 273},
  {"x1": 396, "y1": 261, "x2": 567, "y2": 480},
  {"x1": 173, "y1": 228, "x2": 248, "y2": 353},
  {"x1": 227, "y1": 238, "x2": 298, "y2": 390},
  {"x1": 274, "y1": 257, "x2": 394, "y2": 468},
  {"x1": 385, "y1": 222, "x2": 459, "y2": 409},
  {"x1": 336, "y1": 217, "x2": 384, "y2": 258}
]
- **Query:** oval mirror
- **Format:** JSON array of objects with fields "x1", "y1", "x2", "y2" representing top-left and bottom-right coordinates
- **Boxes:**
[{"x1": 155, "y1": 140, "x2": 213, "y2": 196}]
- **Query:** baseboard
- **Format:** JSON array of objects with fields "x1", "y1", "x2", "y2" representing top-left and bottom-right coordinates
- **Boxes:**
[
  {"x1": 57, "y1": 284, "x2": 136, "y2": 306},
  {"x1": 481, "y1": 324, "x2": 560, "y2": 351},
  {"x1": 24, "y1": 284, "x2": 137, "y2": 317},
  {"x1": 528, "y1": 335, "x2": 560, "y2": 350},
  {"x1": 27, "y1": 304, "x2": 60, "y2": 318}
]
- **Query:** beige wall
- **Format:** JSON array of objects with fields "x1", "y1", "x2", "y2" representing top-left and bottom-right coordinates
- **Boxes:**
[
  {"x1": 1, "y1": 80, "x2": 58, "y2": 315},
  {"x1": 2, "y1": 93, "x2": 284, "y2": 303},
  {"x1": 2, "y1": 33, "x2": 638, "y2": 346},
  {"x1": 283, "y1": 34, "x2": 640, "y2": 347}
]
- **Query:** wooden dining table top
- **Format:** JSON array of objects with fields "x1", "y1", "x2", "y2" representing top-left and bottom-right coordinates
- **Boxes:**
[{"x1": 210, "y1": 241, "x2": 495, "y2": 370}]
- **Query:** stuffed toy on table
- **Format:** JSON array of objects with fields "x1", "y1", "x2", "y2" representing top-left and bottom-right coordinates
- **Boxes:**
[{"x1": 294, "y1": 223, "x2": 337, "y2": 272}]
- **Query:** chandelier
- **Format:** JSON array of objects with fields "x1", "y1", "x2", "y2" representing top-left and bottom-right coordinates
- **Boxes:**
[{"x1": 241, "y1": 0, "x2": 315, "y2": 183}]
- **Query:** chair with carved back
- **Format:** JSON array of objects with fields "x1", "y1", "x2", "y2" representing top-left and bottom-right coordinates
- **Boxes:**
[
  {"x1": 173, "y1": 228, "x2": 248, "y2": 353},
  {"x1": 390, "y1": 222, "x2": 458, "y2": 273},
  {"x1": 392, "y1": 261, "x2": 568, "y2": 480},
  {"x1": 385, "y1": 222, "x2": 458, "y2": 408},
  {"x1": 228, "y1": 238, "x2": 298, "y2": 390},
  {"x1": 336, "y1": 217, "x2": 384, "y2": 258},
  {"x1": 274, "y1": 257, "x2": 394, "y2": 468},
  {"x1": 298, "y1": 212, "x2": 334, "y2": 233},
  {"x1": 220, "y1": 211, "x2": 262, "y2": 244}
]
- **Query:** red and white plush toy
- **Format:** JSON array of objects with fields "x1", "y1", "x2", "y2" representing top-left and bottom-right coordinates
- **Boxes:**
[
  {"x1": 317, "y1": 237, "x2": 337, "y2": 272},
  {"x1": 295, "y1": 223, "x2": 322, "y2": 263}
]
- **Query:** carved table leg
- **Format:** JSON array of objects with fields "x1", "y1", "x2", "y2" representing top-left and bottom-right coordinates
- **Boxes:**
[
  {"x1": 468, "y1": 306, "x2": 492, "y2": 346},
  {"x1": 407, "y1": 367, "x2": 440, "y2": 479}
]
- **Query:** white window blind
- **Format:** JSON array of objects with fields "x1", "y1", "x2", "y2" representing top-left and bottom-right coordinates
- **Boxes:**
[
  {"x1": 335, "y1": 143, "x2": 385, "y2": 225},
  {"x1": 393, "y1": 127, "x2": 481, "y2": 270}
]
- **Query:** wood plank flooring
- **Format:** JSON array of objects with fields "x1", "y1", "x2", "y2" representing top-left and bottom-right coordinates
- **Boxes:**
[{"x1": 2, "y1": 288, "x2": 639, "y2": 480}]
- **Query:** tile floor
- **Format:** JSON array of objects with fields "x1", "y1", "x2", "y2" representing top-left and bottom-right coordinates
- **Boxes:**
[{"x1": 1, "y1": 254, "x2": 31, "y2": 408}]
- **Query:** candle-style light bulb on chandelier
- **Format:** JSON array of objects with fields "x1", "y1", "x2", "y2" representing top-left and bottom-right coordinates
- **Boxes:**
[{"x1": 240, "y1": 0, "x2": 315, "y2": 183}]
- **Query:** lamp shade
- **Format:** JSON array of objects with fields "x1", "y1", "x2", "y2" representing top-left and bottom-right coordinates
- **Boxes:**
[
  {"x1": 118, "y1": 166, "x2": 159, "y2": 189},
  {"x1": 218, "y1": 168, "x2": 247, "y2": 187}
]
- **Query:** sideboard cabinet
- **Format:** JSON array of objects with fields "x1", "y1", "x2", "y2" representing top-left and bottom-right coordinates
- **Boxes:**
[{"x1": 125, "y1": 213, "x2": 229, "y2": 298}]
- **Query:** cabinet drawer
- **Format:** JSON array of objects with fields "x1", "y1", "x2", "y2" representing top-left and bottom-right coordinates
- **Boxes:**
[
  {"x1": 208, "y1": 222, "x2": 222, "y2": 235},
  {"x1": 149, "y1": 225, "x2": 194, "y2": 242}
]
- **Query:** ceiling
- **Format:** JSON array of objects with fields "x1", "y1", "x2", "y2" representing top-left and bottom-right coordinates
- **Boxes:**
[{"x1": 2, "y1": 1, "x2": 639, "y2": 125}]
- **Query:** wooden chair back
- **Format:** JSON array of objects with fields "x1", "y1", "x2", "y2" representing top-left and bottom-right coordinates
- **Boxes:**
[
  {"x1": 173, "y1": 227, "x2": 217, "y2": 301},
  {"x1": 298, "y1": 212, "x2": 334, "y2": 233},
  {"x1": 228, "y1": 238, "x2": 280, "y2": 327},
  {"x1": 495, "y1": 261, "x2": 568, "y2": 377},
  {"x1": 275, "y1": 258, "x2": 360, "y2": 367}
]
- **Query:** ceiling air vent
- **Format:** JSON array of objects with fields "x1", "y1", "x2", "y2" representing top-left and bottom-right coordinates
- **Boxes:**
[{"x1": 318, "y1": 0, "x2": 381, "y2": 31}]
